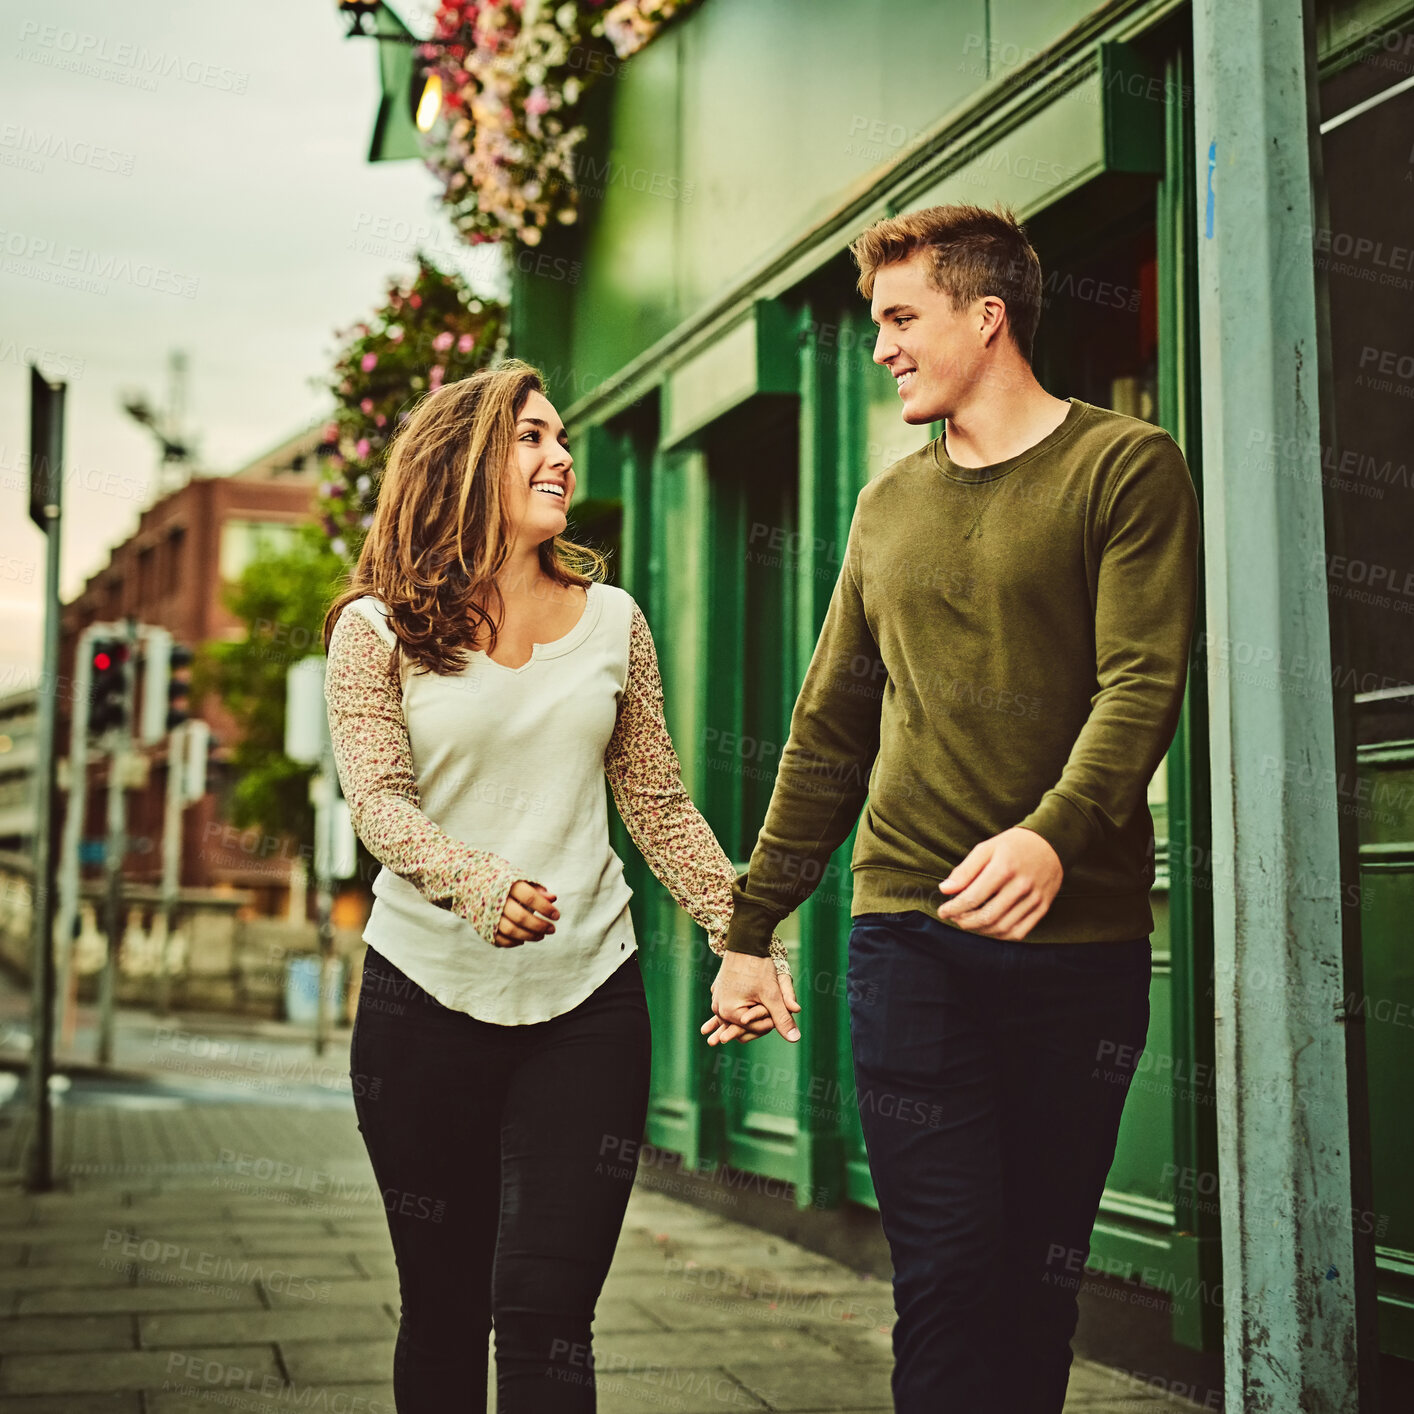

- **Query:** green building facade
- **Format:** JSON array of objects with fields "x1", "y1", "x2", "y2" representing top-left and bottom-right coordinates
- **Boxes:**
[{"x1": 497, "y1": 0, "x2": 1414, "y2": 1372}]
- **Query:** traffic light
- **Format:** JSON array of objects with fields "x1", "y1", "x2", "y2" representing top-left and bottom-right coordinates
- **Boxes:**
[
  {"x1": 139, "y1": 629, "x2": 195, "y2": 743},
  {"x1": 87, "y1": 638, "x2": 129, "y2": 737},
  {"x1": 166, "y1": 643, "x2": 194, "y2": 731}
]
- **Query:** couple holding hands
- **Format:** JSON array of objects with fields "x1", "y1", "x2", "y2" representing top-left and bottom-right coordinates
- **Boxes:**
[{"x1": 323, "y1": 202, "x2": 1199, "y2": 1413}]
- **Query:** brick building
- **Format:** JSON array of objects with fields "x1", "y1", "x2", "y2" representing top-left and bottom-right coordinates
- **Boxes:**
[{"x1": 58, "y1": 425, "x2": 326, "y2": 918}]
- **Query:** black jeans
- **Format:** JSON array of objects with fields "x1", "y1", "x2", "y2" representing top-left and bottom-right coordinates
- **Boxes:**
[
  {"x1": 846, "y1": 911, "x2": 1151, "y2": 1414},
  {"x1": 350, "y1": 945, "x2": 652, "y2": 1412}
]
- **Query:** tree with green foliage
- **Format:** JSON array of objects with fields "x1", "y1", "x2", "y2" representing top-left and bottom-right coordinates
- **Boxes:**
[{"x1": 194, "y1": 523, "x2": 347, "y2": 860}]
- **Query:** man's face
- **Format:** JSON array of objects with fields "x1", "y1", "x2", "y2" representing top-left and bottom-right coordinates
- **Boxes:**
[{"x1": 869, "y1": 254, "x2": 987, "y2": 425}]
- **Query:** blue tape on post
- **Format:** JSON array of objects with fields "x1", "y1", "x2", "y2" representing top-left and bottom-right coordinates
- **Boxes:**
[{"x1": 1205, "y1": 140, "x2": 1216, "y2": 239}]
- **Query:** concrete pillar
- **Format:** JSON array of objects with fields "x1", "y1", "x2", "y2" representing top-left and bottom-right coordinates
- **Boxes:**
[{"x1": 1192, "y1": 0, "x2": 1377, "y2": 1408}]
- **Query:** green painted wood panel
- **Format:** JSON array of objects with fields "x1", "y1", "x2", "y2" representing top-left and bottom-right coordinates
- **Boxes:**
[
  {"x1": 988, "y1": 0, "x2": 1101, "y2": 76},
  {"x1": 1358, "y1": 750, "x2": 1414, "y2": 1359},
  {"x1": 640, "y1": 445, "x2": 716, "y2": 1169},
  {"x1": 571, "y1": 33, "x2": 682, "y2": 386}
]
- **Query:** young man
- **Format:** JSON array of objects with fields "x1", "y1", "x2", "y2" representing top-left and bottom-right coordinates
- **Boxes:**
[{"x1": 702, "y1": 204, "x2": 1200, "y2": 1412}]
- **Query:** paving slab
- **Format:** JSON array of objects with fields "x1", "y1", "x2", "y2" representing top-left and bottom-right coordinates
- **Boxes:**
[
  {"x1": 139, "y1": 1304, "x2": 395, "y2": 1347},
  {"x1": 728, "y1": 1357, "x2": 895, "y2": 1411},
  {"x1": 0, "y1": 1343, "x2": 281, "y2": 1395},
  {"x1": 15, "y1": 1282, "x2": 265, "y2": 1315},
  {"x1": 0, "y1": 1314, "x2": 134, "y2": 1353},
  {"x1": 262, "y1": 1274, "x2": 396, "y2": 1310},
  {"x1": 591, "y1": 1295, "x2": 670, "y2": 1334},
  {"x1": 0, "y1": 1395, "x2": 142, "y2": 1413},
  {"x1": 595, "y1": 1323, "x2": 845, "y2": 1367},
  {"x1": 1068, "y1": 1357, "x2": 1174, "y2": 1403},
  {"x1": 592, "y1": 1364, "x2": 769, "y2": 1413},
  {"x1": 0, "y1": 1261, "x2": 134, "y2": 1290},
  {"x1": 148, "y1": 1383, "x2": 395, "y2": 1414},
  {"x1": 277, "y1": 1335, "x2": 399, "y2": 1385}
]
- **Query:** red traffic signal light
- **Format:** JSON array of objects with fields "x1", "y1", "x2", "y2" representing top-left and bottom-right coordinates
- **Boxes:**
[{"x1": 87, "y1": 638, "x2": 129, "y2": 736}]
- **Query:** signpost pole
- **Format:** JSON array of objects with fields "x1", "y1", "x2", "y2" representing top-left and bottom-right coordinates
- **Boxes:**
[{"x1": 26, "y1": 365, "x2": 65, "y2": 1192}]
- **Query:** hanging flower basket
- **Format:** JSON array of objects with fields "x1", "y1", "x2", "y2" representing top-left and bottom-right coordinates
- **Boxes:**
[
  {"x1": 420, "y1": 0, "x2": 702, "y2": 246},
  {"x1": 316, "y1": 253, "x2": 507, "y2": 562}
]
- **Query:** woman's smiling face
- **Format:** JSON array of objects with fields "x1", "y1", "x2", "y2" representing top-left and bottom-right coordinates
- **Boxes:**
[{"x1": 505, "y1": 389, "x2": 576, "y2": 545}]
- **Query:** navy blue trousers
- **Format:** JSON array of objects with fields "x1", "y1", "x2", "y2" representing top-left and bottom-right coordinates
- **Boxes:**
[
  {"x1": 351, "y1": 946, "x2": 652, "y2": 1412},
  {"x1": 846, "y1": 911, "x2": 1152, "y2": 1413}
]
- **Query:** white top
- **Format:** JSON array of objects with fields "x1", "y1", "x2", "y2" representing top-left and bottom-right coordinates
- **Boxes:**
[{"x1": 342, "y1": 581, "x2": 637, "y2": 1024}]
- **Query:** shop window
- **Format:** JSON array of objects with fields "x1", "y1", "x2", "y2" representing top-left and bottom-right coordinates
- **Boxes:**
[
  {"x1": 1032, "y1": 219, "x2": 1159, "y2": 428},
  {"x1": 1321, "y1": 51, "x2": 1414, "y2": 747}
]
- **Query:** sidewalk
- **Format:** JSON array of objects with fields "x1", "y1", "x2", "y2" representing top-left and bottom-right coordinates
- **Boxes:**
[
  {"x1": 0, "y1": 980, "x2": 1208, "y2": 1411},
  {"x1": 0, "y1": 1108, "x2": 1207, "y2": 1413}
]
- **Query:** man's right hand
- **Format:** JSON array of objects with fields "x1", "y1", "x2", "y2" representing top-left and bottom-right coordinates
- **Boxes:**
[
  {"x1": 702, "y1": 951, "x2": 802, "y2": 1045},
  {"x1": 492, "y1": 880, "x2": 559, "y2": 947}
]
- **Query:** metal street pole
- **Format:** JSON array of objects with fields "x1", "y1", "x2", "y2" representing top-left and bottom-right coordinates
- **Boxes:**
[
  {"x1": 1193, "y1": 0, "x2": 1379, "y2": 1408},
  {"x1": 155, "y1": 720, "x2": 186, "y2": 1015},
  {"x1": 56, "y1": 622, "x2": 104, "y2": 1055},
  {"x1": 313, "y1": 739, "x2": 335, "y2": 1059},
  {"x1": 96, "y1": 616, "x2": 137, "y2": 1067},
  {"x1": 26, "y1": 365, "x2": 65, "y2": 1192}
]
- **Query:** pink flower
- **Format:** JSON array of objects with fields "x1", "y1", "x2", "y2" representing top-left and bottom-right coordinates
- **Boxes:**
[
  {"x1": 361, "y1": 352, "x2": 378, "y2": 372},
  {"x1": 409, "y1": 294, "x2": 423, "y2": 308},
  {"x1": 375, "y1": 413, "x2": 387, "y2": 427},
  {"x1": 429, "y1": 364, "x2": 445, "y2": 391},
  {"x1": 525, "y1": 88, "x2": 551, "y2": 116},
  {"x1": 457, "y1": 333, "x2": 476, "y2": 353},
  {"x1": 360, "y1": 398, "x2": 375, "y2": 414},
  {"x1": 432, "y1": 331, "x2": 455, "y2": 352},
  {"x1": 322, "y1": 422, "x2": 339, "y2": 441},
  {"x1": 355, "y1": 438, "x2": 371, "y2": 458}
]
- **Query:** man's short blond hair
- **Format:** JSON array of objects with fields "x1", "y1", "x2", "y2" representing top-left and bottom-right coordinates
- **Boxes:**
[{"x1": 850, "y1": 203, "x2": 1044, "y2": 361}]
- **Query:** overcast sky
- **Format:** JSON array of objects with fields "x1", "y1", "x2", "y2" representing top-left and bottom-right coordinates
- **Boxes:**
[{"x1": 0, "y1": 0, "x2": 500, "y2": 684}]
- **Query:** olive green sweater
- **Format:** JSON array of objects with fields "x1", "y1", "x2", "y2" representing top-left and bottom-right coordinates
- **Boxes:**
[{"x1": 723, "y1": 398, "x2": 1200, "y2": 955}]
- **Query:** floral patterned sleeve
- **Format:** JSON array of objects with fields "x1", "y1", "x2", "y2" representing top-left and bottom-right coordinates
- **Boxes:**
[
  {"x1": 603, "y1": 602, "x2": 791, "y2": 976},
  {"x1": 324, "y1": 607, "x2": 521, "y2": 948}
]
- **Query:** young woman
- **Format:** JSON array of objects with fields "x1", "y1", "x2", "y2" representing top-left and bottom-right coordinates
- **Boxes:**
[{"x1": 321, "y1": 360, "x2": 795, "y2": 1412}]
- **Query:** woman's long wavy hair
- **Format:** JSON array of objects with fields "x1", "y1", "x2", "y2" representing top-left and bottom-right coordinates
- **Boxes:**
[{"x1": 322, "y1": 359, "x2": 607, "y2": 679}]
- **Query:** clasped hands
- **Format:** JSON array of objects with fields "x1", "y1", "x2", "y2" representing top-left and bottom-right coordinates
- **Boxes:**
[{"x1": 699, "y1": 826, "x2": 1062, "y2": 1047}]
